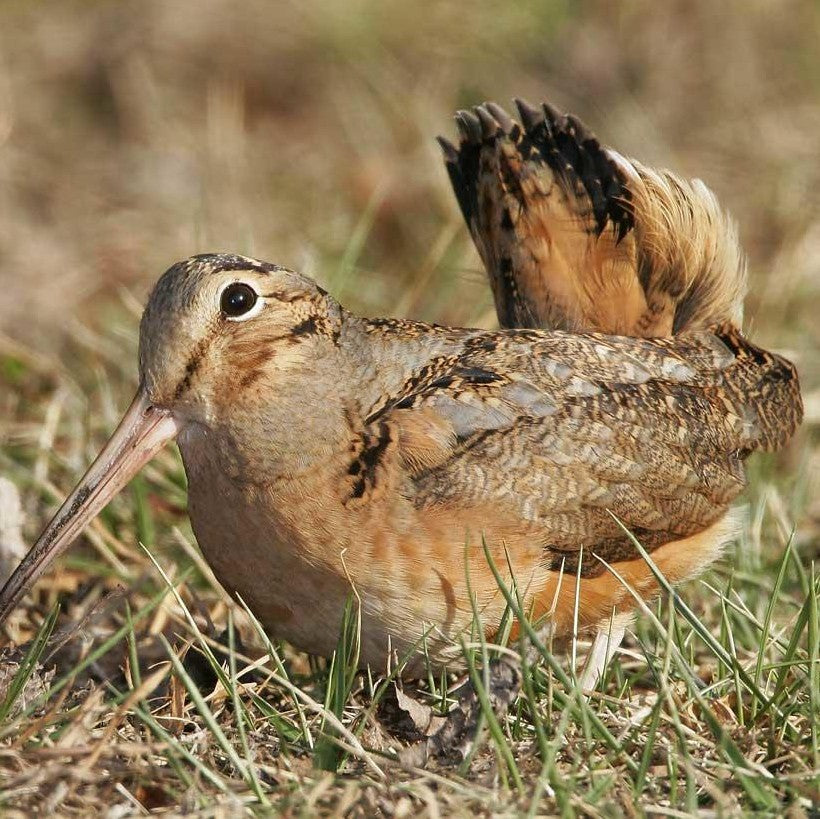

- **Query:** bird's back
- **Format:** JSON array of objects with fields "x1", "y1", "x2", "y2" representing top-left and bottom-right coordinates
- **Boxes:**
[{"x1": 391, "y1": 99, "x2": 803, "y2": 632}]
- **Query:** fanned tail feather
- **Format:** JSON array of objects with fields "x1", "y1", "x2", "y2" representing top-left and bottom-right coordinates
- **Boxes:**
[{"x1": 438, "y1": 100, "x2": 746, "y2": 337}]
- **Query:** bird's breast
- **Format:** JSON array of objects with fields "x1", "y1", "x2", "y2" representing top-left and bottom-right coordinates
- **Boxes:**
[
  {"x1": 176, "y1": 428, "x2": 351, "y2": 656},
  {"x1": 174, "y1": 425, "x2": 546, "y2": 669}
]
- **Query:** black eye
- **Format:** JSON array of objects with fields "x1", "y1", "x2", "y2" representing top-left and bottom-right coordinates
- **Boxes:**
[{"x1": 220, "y1": 283, "x2": 258, "y2": 318}]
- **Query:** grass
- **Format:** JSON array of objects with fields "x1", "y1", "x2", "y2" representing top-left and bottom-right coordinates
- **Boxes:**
[
  {"x1": 0, "y1": 377, "x2": 815, "y2": 813},
  {"x1": 0, "y1": 0, "x2": 818, "y2": 814}
]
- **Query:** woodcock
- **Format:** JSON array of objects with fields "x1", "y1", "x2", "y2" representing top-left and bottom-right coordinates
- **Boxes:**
[{"x1": 0, "y1": 100, "x2": 803, "y2": 681}]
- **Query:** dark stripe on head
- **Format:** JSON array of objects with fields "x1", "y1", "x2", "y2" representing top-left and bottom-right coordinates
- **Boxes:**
[
  {"x1": 189, "y1": 253, "x2": 286, "y2": 275},
  {"x1": 173, "y1": 326, "x2": 219, "y2": 400}
]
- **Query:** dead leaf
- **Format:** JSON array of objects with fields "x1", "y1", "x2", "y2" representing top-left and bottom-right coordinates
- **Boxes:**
[
  {"x1": 399, "y1": 658, "x2": 521, "y2": 768},
  {"x1": 394, "y1": 685, "x2": 446, "y2": 737}
]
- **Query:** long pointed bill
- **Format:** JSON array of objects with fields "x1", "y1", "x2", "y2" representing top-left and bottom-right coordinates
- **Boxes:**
[{"x1": 0, "y1": 389, "x2": 180, "y2": 625}]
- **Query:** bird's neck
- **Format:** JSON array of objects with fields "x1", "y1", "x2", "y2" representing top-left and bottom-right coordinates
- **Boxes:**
[
  {"x1": 335, "y1": 314, "x2": 471, "y2": 416},
  {"x1": 178, "y1": 314, "x2": 468, "y2": 486}
]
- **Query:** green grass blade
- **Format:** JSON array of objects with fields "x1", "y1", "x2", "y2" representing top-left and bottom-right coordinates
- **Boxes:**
[
  {"x1": 0, "y1": 577, "x2": 184, "y2": 736},
  {"x1": 751, "y1": 533, "x2": 795, "y2": 719},
  {"x1": 236, "y1": 594, "x2": 314, "y2": 749},
  {"x1": 0, "y1": 603, "x2": 59, "y2": 723},
  {"x1": 314, "y1": 592, "x2": 361, "y2": 772},
  {"x1": 227, "y1": 612, "x2": 270, "y2": 806},
  {"x1": 601, "y1": 550, "x2": 780, "y2": 810},
  {"x1": 161, "y1": 634, "x2": 253, "y2": 784},
  {"x1": 462, "y1": 545, "x2": 523, "y2": 792},
  {"x1": 480, "y1": 538, "x2": 638, "y2": 774},
  {"x1": 608, "y1": 512, "x2": 774, "y2": 709}
]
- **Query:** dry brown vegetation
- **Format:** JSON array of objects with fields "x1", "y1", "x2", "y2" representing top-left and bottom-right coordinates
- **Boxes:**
[{"x1": 0, "y1": 1, "x2": 818, "y2": 815}]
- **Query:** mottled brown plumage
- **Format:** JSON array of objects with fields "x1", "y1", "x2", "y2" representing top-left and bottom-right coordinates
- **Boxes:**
[
  {"x1": 440, "y1": 99, "x2": 745, "y2": 336},
  {"x1": 0, "y1": 101, "x2": 803, "y2": 680}
]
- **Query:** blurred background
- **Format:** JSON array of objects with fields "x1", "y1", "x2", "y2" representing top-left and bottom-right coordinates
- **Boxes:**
[{"x1": 0, "y1": 0, "x2": 817, "y2": 459}]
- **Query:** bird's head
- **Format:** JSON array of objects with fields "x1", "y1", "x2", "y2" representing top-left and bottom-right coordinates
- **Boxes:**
[
  {"x1": 0, "y1": 253, "x2": 342, "y2": 624},
  {"x1": 138, "y1": 253, "x2": 341, "y2": 423}
]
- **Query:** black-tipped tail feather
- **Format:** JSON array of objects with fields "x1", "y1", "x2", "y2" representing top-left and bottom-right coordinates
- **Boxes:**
[{"x1": 438, "y1": 99, "x2": 745, "y2": 339}]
